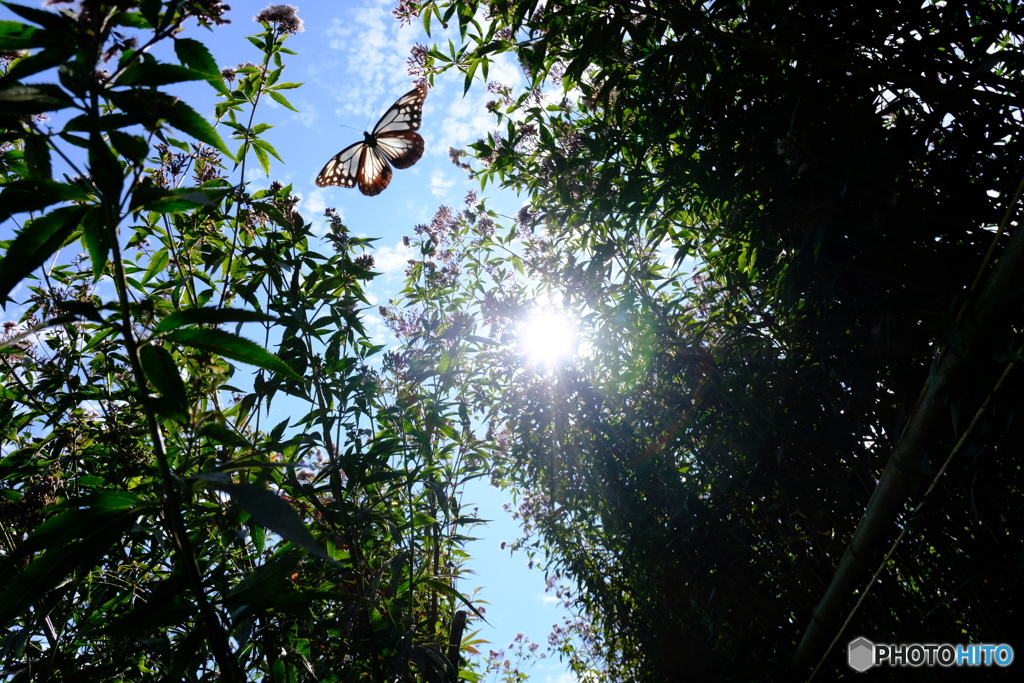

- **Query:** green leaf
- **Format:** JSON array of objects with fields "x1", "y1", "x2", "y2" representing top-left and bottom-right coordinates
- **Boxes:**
[
  {"x1": 0, "y1": 492, "x2": 144, "y2": 625},
  {"x1": 0, "y1": 83, "x2": 76, "y2": 115},
  {"x1": 138, "y1": 0, "x2": 161, "y2": 28},
  {"x1": 0, "y1": 180, "x2": 90, "y2": 223},
  {"x1": 106, "y1": 90, "x2": 234, "y2": 160},
  {"x1": 161, "y1": 327, "x2": 302, "y2": 381},
  {"x1": 464, "y1": 59, "x2": 477, "y2": 95},
  {"x1": 0, "y1": 45, "x2": 74, "y2": 86},
  {"x1": 54, "y1": 299, "x2": 102, "y2": 322},
  {"x1": 154, "y1": 307, "x2": 278, "y2": 333},
  {"x1": 89, "y1": 131, "x2": 124, "y2": 200},
  {"x1": 110, "y1": 9, "x2": 151, "y2": 30},
  {"x1": 174, "y1": 37, "x2": 219, "y2": 77},
  {"x1": 57, "y1": 61, "x2": 91, "y2": 98},
  {"x1": 64, "y1": 112, "x2": 135, "y2": 133},
  {"x1": 252, "y1": 138, "x2": 283, "y2": 163},
  {"x1": 252, "y1": 142, "x2": 270, "y2": 175},
  {"x1": 202, "y1": 481, "x2": 333, "y2": 562},
  {"x1": 114, "y1": 61, "x2": 209, "y2": 88},
  {"x1": 267, "y1": 90, "x2": 298, "y2": 112},
  {"x1": 129, "y1": 183, "x2": 224, "y2": 213},
  {"x1": 108, "y1": 130, "x2": 149, "y2": 164},
  {"x1": 94, "y1": 575, "x2": 197, "y2": 636},
  {"x1": 22, "y1": 131, "x2": 51, "y2": 180},
  {"x1": 139, "y1": 343, "x2": 189, "y2": 422},
  {"x1": 0, "y1": 204, "x2": 89, "y2": 303},
  {"x1": 418, "y1": 579, "x2": 488, "y2": 622},
  {"x1": 2, "y1": 2, "x2": 77, "y2": 33},
  {"x1": 196, "y1": 420, "x2": 252, "y2": 447},
  {"x1": 0, "y1": 20, "x2": 39, "y2": 50},
  {"x1": 78, "y1": 206, "x2": 108, "y2": 279},
  {"x1": 141, "y1": 247, "x2": 170, "y2": 284},
  {"x1": 165, "y1": 98, "x2": 234, "y2": 159}
]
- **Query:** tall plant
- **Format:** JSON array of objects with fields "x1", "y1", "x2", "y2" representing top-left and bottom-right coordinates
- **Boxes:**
[
  {"x1": 388, "y1": 0, "x2": 1024, "y2": 680},
  {"x1": 0, "y1": 2, "x2": 479, "y2": 681}
]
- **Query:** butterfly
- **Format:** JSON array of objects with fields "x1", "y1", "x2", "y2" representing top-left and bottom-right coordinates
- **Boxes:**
[{"x1": 315, "y1": 85, "x2": 428, "y2": 196}]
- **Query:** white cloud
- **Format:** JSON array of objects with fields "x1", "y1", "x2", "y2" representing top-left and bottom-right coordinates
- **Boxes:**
[
  {"x1": 360, "y1": 308, "x2": 395, "y2": 347},
  {"x1": 298, "y1": 187, "x2": 337, "y2": 236},
  {"x1": 291, "y1": 98, "x2": 317, "y2": 128},
  {"x1": 430, "y1": 169, "x2": 455, "y2": 196},
  {"x1": 542, "y1": 674, "x2": 579, "y2": 683},
  {"x1": 320, "y1": 0, "x2": 423, "y2": 121},
  {"x1": 373, "y1": 238, "x2": 414, "y2": 278}
]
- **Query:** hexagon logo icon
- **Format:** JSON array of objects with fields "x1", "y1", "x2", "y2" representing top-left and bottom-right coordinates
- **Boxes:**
[{"x1": 848, "y1": 637, "x2": 875, "y2": 672}]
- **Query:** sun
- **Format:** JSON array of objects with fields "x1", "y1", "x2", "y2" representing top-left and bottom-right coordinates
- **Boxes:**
[{"x1": 520, "y1": 310, "x2": 576, "y2": 366}]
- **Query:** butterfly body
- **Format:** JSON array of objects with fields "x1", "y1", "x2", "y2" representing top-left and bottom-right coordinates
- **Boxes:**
[{"x1": 316, "y1": 85, "x2": 427, "y2": 196}]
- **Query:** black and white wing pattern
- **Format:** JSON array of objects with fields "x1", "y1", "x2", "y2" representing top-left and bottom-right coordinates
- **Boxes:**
[{"x1": 316, "y1": 85, "x2": 427, "y2": 196}]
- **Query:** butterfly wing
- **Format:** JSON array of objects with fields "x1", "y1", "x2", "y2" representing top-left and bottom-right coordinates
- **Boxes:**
[
  {"x1": 318, "y1": 85, "x2": 428, "y2": 194},
  {"x1": 315, "y1": 141, "x2": 365, "y2": 189},
  {"x1": 370, "y1": 85, "x2": 426, "y2": 171},
  {"x1": 356, "y1": 145, "x2": 393, "y2": 196},
  {"x1": 371, "y1": 85, "x2": 427, "y2": 136},
  {"x1": 376, "y1": 130, "x2": 425, "y2": 169}
]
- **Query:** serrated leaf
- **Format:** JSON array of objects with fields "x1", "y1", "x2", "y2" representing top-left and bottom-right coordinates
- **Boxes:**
[
  {"x1": 0, "y1": 20, "x2": 41, "y2": 50},
  {"x1": 418, "y1": 579, "x2": 488, "y2": 622},
  {"x1": 108, "y1": 130, "x2": 148, "y2": 164},
  {"x1": 252, "y1": 138, "x2": 283, "y2": 163},
  {"x1": 196, "y1": 421, "x2": 251, "y2": 447},
  {"x1": 89, "y1": 131, "x2": 123, "y2": 200},
  {"x1": 129, "y1": 183, "x2": 223, "y2": 213},
  {"x1": 0, "y1": 83, "x2": 76, "y2": 115},
  {"x1": 206, "y1": 482, "x2": 332, "y2": 562},
  {"x1": 160, "y1": 327, "x2": 302, "y2": 381},
  {"x1": 23, "y1": 132, "x2": 51, "y2": 180},
  {"x1": 0, "y1": 204, "x2": 89, "y2": 303},
  {"x1": 57, "y1": 61, "x2": 90, "y2": 98},
  {"x1": 252, "y1": 142, "x2": 270, "y2": 175},
  {"x1": 267, "y1": 90, "x2": 298, "y2": 112},
  {"x1": 154, "y1": 307, "x2": 277, "y2": 333},
  {"x1": 0, "y1": 45, "x2": 74, "y2": 86},
  {"x1": 0, "y1": 492, "x2": 143, "y2": 624},
  {"x1": 139, "y1": 343, "x2": 189, "y2": 421},
  {"x1": 141, "y1": 247, "x2": 169, "y2": 285},
  {"x1": 1, "y1": 2, "x2": 76, "y2": 33},
  {"x1": 106, "y1": 90, "x2": 233, "y2": 160},
  {"x1": 78, "y1": 206, "x2": 108, "y2": 280},
  {"x1": 115, "y1": 61, "x2": 209, "y2": 88},
  {"x1": 174, "y1": 37, "x2": 219, "y2": 76}
]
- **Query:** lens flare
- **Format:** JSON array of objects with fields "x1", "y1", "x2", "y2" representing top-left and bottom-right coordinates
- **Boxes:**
[{"x1": 520, "y1": 310, "x2": 575, "y2": 366}]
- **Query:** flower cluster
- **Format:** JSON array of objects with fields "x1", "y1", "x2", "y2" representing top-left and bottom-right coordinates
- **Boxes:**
[
  {"x1": 323, "y1": 207, "x2": 351, "y2": 252},
  {"x1": 407, "y1": 43, "x2": 428, "y2": 79},
  {"x1": 378, "y1": 305, "x2": 425, "y2": 340},
  {"x1": 191, "y1": 143, "x2": 226, "y2": 184},
  {"x1": 414, "y1": 205, "x2": 461, "y2": 249},
  {"x1": 0, "y1": 474, "x2": 64, "y2": 534},
  {"x1": 0, "y1": 50, "x2": 27, "y2": 68},
  {"x1": 355, "y1": 253, "x2": 375, "y2": 271},
  {"x1": 449, "y1": 147, "x2": 473, "y2": 172},
  {"x1": 254, "y1": 4, "x2": 303, "y2": 34},
  {"x1": 487, "y1": 80, "x2": 514, "y2": 107},
  {"x1": 392, "y1": 0, "x2": 420, "y2": 26}
]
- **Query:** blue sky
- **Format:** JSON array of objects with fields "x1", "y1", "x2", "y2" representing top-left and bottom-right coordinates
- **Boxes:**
[{"x1": 0, "y1": 1, "x2": 578, "y2": 680}]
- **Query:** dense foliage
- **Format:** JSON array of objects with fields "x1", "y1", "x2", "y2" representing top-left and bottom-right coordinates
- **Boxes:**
[
  {"x1": 386, "y1": 0, "x2": 1024, "y2": 680},
  {"x1": 0, "y1": 3, "x2": 484, "y2": 682}
]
